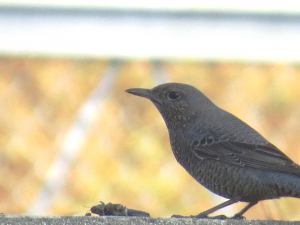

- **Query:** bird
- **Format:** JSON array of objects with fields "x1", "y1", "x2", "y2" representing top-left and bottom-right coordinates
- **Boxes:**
[{"x1": 126, "y1": 82, "x2": 300, "y2": 219}]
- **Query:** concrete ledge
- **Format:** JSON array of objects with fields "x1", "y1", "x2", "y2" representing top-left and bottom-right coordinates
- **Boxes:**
[{"x1": 0, "y1": 215, "x2": 299, "y2": 225}]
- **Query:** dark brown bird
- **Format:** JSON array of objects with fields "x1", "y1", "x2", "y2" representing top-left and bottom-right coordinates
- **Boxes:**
[{"x1": 126, "y1": 83, "x2": 300, "y2": 219}]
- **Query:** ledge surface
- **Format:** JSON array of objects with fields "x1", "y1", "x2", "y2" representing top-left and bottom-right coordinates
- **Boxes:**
[{"x1": 0, "y1": 215, "x2": 299, "y2": 225}]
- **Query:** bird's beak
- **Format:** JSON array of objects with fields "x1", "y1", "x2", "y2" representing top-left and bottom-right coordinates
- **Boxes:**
[{"x1": 126, "y1": 88, "x2": 162, "y2": 104}]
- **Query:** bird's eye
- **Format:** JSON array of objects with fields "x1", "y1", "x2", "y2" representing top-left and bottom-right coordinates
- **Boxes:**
[{"x1": 168, "y1": 91, "x2": 180, "y2": 100}]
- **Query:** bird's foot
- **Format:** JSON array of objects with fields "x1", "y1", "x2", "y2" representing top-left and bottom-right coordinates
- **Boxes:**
[
  {"x1": 171, "y1": 215, "x2": 187, "y2": 218},
  {"x1": 171, "y1": 214, "x2": 228, "y2": 219},
  {"x1": 196, "y1": 214, "x2": 228, "y2": 219},
  {"x1": 172, "y1": 213, "x2": 245, "y2": 220},
  {"x1": 231, "y1": 214, "x2": 245, "y2": 220}
]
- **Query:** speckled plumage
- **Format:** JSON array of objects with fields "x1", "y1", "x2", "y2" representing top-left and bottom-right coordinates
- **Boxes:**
[{"x1": 126, "y1": 83, "x2": 300, "y2": 219}]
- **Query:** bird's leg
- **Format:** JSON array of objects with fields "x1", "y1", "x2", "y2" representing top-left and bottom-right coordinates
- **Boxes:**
[
  {"x1": 231, "y1": 201, "x2": 258, "y2": 219},
  {"x1": 194, "y1": 199, "x2": 240, "y2": 219},
  {"x1": 172, "y1": 199, "x2": 240, "y2": 219}
]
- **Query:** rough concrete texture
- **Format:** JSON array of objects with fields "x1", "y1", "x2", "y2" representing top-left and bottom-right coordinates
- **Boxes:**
[{"x1": 0, "y1": 215, "x2": 299, "y2": 225}]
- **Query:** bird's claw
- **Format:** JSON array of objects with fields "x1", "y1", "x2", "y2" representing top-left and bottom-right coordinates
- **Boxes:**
[
  {"x1": 171, "y1": 215, "x2": 186, "y2": 218},
  {"x1": 231, "y1": 214, "x2": 245, "y2": 220},
  {"x1": 171, "y1": 214, "x2": 228, "y2": 219},
  {"x1": 172, "y1": 214, "x2": 245, "y2": 220},
  {"x1": 196, "y1": 214, "x2": 228, "y2": 219}
]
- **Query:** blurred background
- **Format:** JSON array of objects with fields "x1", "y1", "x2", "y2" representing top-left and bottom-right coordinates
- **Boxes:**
[{"x1": 1, "y1": 0, "x2": 300, "y2": 220}]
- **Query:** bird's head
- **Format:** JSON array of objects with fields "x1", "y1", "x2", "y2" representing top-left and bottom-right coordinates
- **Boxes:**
[{"x1": 126, "y1": 83, "x2": 214, "y2": 127}]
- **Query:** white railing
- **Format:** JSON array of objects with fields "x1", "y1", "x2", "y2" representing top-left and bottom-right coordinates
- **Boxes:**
[{"x1": 0, "y1": 3, "x2": 300, "y2": 62}]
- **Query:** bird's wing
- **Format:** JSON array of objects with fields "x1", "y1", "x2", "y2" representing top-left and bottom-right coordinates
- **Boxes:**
[{"x1": 190, "y1": 138, "x2": 300, "y2": 176}]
